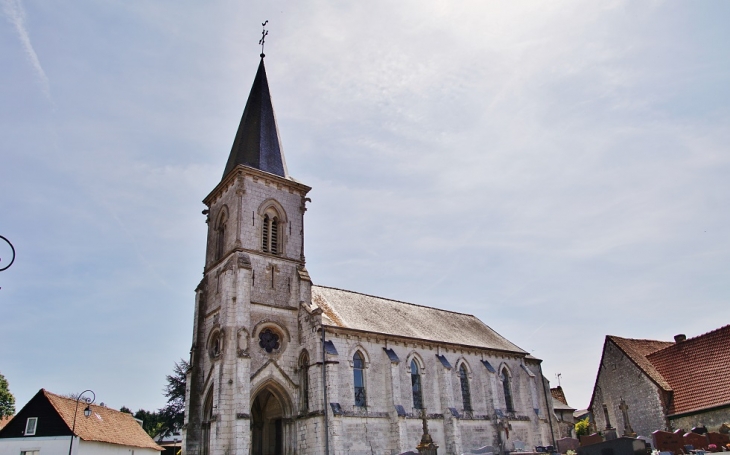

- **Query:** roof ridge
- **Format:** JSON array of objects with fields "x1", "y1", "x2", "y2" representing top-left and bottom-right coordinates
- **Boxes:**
[
  {"x1": 313, "y1": 284, "x2": 478, "y2": 318},
  {"x1": 607, "y1": 335, "x2": 673, "y2": 344}
]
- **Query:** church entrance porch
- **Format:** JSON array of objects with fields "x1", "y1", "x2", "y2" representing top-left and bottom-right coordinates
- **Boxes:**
[{"x1": 251, "y1": 386, "x2": 292, "y2": 455}]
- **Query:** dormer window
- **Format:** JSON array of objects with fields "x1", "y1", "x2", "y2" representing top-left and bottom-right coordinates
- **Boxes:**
[{"x1": 262, "y1": 214, "x2": 279, "y2": 254}]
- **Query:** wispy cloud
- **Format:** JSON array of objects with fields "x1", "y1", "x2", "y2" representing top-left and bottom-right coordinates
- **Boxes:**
[{"x1": 2, "y1": 0, "x2": 51, "y2": 101}]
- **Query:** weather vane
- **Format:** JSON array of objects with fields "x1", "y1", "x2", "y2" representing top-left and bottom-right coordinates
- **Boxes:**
[{"x1": 259, "y1": 20, "x2": 269, "y2": 57}]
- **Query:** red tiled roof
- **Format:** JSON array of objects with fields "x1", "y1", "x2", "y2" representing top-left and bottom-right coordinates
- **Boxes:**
[
  {"x1": 551, "y1": 386, "x2": 568, "y2": 405},
  {"x1": 44, "y1": 390, "x2": 163, "y2": 451},
  {"x1": 0, "y1": 416, "x2": 12, "y2": 430},
  {"x1": 608, "y1": 336, "x2": 674, "y2": 391},
  {"x1": 647, "y1": 325, "x2": 730, "y2": 415}
]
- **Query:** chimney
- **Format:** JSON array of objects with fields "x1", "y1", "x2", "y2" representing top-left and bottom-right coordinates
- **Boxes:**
[{"x1": 674, "y1": 334, "x2": 686, "y2": 343}]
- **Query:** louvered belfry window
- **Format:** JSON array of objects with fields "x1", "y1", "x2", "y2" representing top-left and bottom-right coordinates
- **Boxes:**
[
  {"x1": 459, "y1": 364, "x2": 472, "y2": 411},
  {"x1": 353, "y1": 352, "x2": 366, "y2": 407},
  {"x1": 262, "y1": 214, "x2": 279, "y2": 254}
]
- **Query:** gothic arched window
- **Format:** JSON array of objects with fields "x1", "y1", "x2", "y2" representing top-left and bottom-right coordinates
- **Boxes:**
[
  {"x1": 411, "y1": 359, "x2": 423, "y2": 409},
  {"x1": 215, "y1": 210, "x2": 227, "y2": 260},
  {"x1": 353, "y1": 351, "x2": 366, "y2": 407},
  {"x1": 459, "y1": 363, "x2": 472, "y2": 412},
  {"x1": 501, "y1": 368, "x2": 514, "y2": 412},
  {"x1": 262, "y1": 214, "x2": 280, "y2": 254},
  {"x1": 201, "y1": 388, "x2": 214, "y2": 455},
  {"x1": 299, "y1": 351, "x2": 310, "y2": 412}
]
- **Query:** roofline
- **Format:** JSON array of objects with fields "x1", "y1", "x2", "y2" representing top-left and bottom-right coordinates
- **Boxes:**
[
  {"x1": 320, "y1": 323, "x2": 536, "y2": 359},
  {"x1": 314, "y1": 284, "x2": 484, "y2": 319},
  {"x1": 667, "y1": 400, "x2": 730, "y2": 419},
  {"x1": 589, "y1": 336, "x2": 672, "y2": 413},
  {"x1": 607, "y1": 336, "x2": 673, "y2": 392},
  {"x1": 203, "y1": 164, "x2": 311, "y2": 206}
]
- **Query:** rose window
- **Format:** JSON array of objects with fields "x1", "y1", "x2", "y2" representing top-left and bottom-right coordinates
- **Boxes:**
[{"x1": 258, "y1": 328, "x2": 280, "y2": 353}]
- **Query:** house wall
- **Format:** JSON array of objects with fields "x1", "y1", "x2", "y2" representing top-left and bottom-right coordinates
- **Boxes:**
[
  {"x1": 591, "y1": 340, "x2": 668, "y2": 438},
  {"x1": 669, "y1": 405, "x2": 730, "y2": 433},
  {"x1": 79, "y1": 440, "x2": 160, "y2": 455},
  {"x1": 0, "y1": 435, "x2": 71, "y2": 455}
]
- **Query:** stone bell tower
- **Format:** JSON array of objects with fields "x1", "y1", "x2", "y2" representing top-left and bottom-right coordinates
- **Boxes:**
[{"x1": 183, "y1": 54, "x2": 312, "y2": 455}]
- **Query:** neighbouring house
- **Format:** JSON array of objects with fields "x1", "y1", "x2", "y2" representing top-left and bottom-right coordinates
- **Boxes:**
[
  {"x1": 0, "y1": 389, "x2": 163, "y2": 455},
  {"x1": 551, "y1": 386, "x2": 576, "y2": 438},
  {"x1": 183, "y1": 52, "x2": 560, "y2": 455},
  {"x1": 0, "y1": 417, "x2": 11, "y2": 431},
  {"x1": 589, "y1": 324, "x2": 730, "y2": 438}
]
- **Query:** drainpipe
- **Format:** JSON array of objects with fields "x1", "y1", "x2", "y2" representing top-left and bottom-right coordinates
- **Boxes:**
[
  {"x1": 322, "y1": 325, "x2": 330, "y2": 455},
  {"x1": 538, "y1": 362, "x2": 556, "y2": 449}
]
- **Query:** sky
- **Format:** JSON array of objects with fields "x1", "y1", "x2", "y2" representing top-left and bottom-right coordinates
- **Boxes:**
[{"x1": 1, "y1": 0, "x2": 729, "y2": 414}]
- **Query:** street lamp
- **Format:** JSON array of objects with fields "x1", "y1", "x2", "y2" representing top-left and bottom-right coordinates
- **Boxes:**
[{"x1": 68, "y1": 390, "x2": 95, "y2": 455}]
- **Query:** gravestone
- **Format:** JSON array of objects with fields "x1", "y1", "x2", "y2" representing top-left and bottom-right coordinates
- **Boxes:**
[
  {"x1": 580, "y1": 434, "x2": 603, "y2": 447},
  {"x1": 465, "y1": 446, "x2": 495, "y2": 454},
  {"x1": 692, "y1": 426, "x2": 708, "y2": 435},
  {"x1": 636, "y1": 436, "x2": 653, "y2": 449},
  {"x1": 577, "y1": 437, "x2": 646, "y2": 455},
  {"x1": 684, "y1": 432, "x2": 709, "y2": 450},
  {"x1": 707, "y1": 432, "x2": 729, "y2": 448},
  {"x1": 605, "y1": 429, "x2": 619, "y2": 441},
  {"x1": 652, "y1": 430, "x2": 684, "y2": 454},
  {"x1": 557, "y1": 437, "x2": 580, "y2": 454}
]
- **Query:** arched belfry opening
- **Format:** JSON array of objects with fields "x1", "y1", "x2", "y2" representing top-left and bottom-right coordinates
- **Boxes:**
[{"x1": 250, "y1": 383, "x2": 293, "y2": 455}]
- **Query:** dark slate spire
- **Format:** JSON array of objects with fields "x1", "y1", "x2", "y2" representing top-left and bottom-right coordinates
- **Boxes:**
[{"x1": 223, "y1": 57, "x2": 288, "y2": 179}]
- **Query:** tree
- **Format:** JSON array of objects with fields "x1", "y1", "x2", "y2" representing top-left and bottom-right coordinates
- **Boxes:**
[
  {"x1": 575, "y1": 417, "x2": 591, "y2": 437},
  {"x1": 158, "y1": 359, "x2": 189, "y2": 437},
  {"x1": 0, "y1": 372, "x2": 15, "y2": 417}
]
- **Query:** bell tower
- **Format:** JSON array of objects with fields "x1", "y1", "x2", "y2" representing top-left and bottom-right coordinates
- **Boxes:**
[{"x1": 184, "y1": 54, "x2": 312, "y2": 455}]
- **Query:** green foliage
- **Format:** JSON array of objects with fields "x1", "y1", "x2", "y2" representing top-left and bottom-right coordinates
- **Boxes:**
[
  {"x1": 0, "y1": 372, "x2": 15, "y2": 418},
  {"x1": 120, "y1": 360, "x2": 189, "y2": 439},
  {"x1": 159, "y1": 360, "x2": 189, "y2": 437},
  {"x1": 575, "y1": 417, "x2": 591, "y2": 437}
]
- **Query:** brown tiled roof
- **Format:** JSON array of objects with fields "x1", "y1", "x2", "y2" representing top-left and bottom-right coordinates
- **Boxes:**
[
  {"x1": 551, "y1": 386, "x2": 568, "y2": 405},
  {"x1": 312, "y1": 285, "x2": 528, "y2": 354},
  {"x1": 647, "y1": 325, "x2": 730, "y2": 415},
  {"x1": 44, "y1": 390, "x2": 163, "y2": 451},
  {"x1": 607, "y1": 336, "x2": 674, "y2": 391},
  {"x1": 0, "y1": 416, "x2": 12, "y2": 430}
]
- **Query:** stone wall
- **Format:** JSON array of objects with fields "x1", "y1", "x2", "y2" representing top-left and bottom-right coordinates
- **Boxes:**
[
  {"x1": 591, "y1": 339, "x2": 668, "y2": 438},
  {"x1": 669, "y1": 405, "x2": 730, "y2": 433}
]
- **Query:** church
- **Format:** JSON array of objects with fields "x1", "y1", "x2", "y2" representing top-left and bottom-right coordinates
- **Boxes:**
[{"x1": 182, "y1": 52, "x2": 558, "y2": 455}]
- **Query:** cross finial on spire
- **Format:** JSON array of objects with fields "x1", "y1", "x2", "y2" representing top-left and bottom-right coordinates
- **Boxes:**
[{"x1": 259, "y1": 20, "x2": 269, "y2": 58}]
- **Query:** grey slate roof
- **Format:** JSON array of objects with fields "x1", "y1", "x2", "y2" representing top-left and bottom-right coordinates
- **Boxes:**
[
  {"x1": 311, "y1": 285, "x2": 528, "y2": 354},
  {"x1": 223, "y1": 57, "x2": 288, "y2": 180}
]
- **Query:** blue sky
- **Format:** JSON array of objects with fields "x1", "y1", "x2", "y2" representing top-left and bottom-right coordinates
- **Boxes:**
[{"x1": 1, "y1": 0, "x2": 729, "y2": 413}]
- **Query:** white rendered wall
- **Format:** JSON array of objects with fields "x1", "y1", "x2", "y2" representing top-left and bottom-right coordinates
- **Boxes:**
[{"x1": 0, "y1": 435, "x2": 72, "y2": 455}]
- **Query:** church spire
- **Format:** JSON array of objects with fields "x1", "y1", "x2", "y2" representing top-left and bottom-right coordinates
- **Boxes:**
[{"x1": 223, "y1": 55, "x2": 288, "y2": 180}]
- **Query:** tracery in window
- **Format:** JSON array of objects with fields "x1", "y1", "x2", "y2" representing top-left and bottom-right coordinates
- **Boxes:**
[
  {"x1": 459, "y1": 363, "x2": 472, "y2": 412},
  {"x1": 299, "y1": 351, "x2": 310, "y2": 412},
  {"x1": 353, "y1": 351, "x2": 366, "y2": 407},
  {"x1": 501, "y1": 367, "x2": 514, "y2": 412},
  {"x1": 411, "y1": 359, "x2": 423, "y2": 409},
  {"x1": 258, "y1": 328, "x2": 280, "y2": 353}
]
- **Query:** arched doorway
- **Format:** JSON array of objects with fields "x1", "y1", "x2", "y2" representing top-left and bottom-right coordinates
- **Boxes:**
[{"x1": 251, "y1": 385, "x2": 291, "y2": 455}]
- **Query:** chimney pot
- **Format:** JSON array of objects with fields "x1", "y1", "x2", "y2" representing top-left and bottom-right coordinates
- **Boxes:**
[{"x1": 674, "y1": 334, "x2": 686, "y2": 343}]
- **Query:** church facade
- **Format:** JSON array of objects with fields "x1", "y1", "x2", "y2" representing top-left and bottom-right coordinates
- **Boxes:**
[{"x1": 182, "y1": 55, "x2": 558, "y2": 455}]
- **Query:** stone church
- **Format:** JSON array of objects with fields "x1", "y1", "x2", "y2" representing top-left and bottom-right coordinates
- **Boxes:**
[{"x1": 182, "y1": 54, "x2": 558, "y2": 455}]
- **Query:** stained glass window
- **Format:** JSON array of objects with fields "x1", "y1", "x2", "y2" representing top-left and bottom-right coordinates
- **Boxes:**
[
  {"x1": 353, "y1": 352, "x2": 366, "y2": 407},
  {"x1": 459, "y1": 364, "x2": 472, "y2": 411},
  {"x1": 411, "y1": 360, "x2": 423, "y2": 409}
]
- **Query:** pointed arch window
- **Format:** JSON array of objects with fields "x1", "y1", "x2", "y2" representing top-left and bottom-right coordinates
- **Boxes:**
[
  {"x1": 201, "y1": 388, "x2": 214, "y2": 455},
  {"x1": 353, "y1": 351, "x2": 366, "y2": 407},
  {"x1": 459, "y1": 364, "x2": 472, "y2": 412},
  {"x1": 299, "y1": 351, "x2": 310, "y2": 412},
  {"x1": 215, "y1": 210, "x2": 227, "y2": 260},
  {"x1": 501, "y1": 368, "x2": 515, "y2": 413},
  {"x1": 411, "y1": 359, "x2": 423, "y2": 409},
  {"x1": 262, "y1": 214, "x2": 280, "y2": 254}
]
